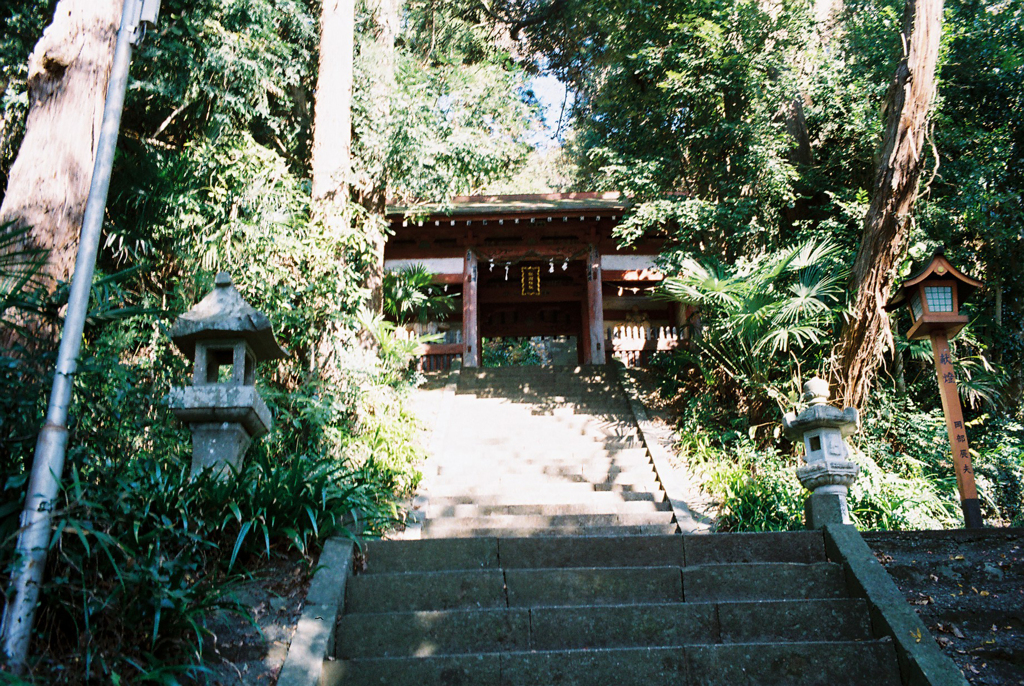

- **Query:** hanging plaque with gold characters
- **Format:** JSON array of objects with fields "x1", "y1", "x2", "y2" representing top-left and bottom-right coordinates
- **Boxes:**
[{"x1": 521, "y1": 266, "x2": 541, "y2": 296}]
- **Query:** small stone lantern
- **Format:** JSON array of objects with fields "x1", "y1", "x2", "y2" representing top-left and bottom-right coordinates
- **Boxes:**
[
  {"x1": 169, "y1": 272, "x2": 287, "y2": 475},
  {"x1": 783, "y1": 378, "x2": 860, "y2": 528}
]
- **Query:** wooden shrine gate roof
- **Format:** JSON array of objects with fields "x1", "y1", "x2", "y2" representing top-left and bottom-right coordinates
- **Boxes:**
[{"x1": 386, "y1": 192, "x2": 627, "y2": 222}]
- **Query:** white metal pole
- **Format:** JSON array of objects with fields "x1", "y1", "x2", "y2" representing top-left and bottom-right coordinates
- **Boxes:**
[{"x1": 0, "y1": 0, "x2": 156, "y2": 670}]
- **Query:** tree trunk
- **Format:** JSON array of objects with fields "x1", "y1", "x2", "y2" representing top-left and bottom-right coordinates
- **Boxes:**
[
  {"x1": 309, "y1": 0, "x2": 355, "y2": 377},
  {"x1": 831, "y1": 0, "x2": 943, "y2": 409},
  {"x1": 356, "y1": 0, "x2": 400, "y2": 320},
  {"x1": 311, "y1": 0, "x2": 355, "y2": 216},
  {"x1": 0, "y1": 0, "x2": 121, "y2": 289}
]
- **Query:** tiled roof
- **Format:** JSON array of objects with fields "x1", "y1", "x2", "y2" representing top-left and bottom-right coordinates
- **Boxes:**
[{"x1": 387, "y1": 193, "x2": 627, "y2": 218}]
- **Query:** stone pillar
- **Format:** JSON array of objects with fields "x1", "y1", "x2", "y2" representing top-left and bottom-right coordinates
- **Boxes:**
[
  {"x1": 586, "y1": 245, "x2": 606, "y2": 364},
  {"x1": 462, "y1": 249, "x2": 479, "y2": 368}
]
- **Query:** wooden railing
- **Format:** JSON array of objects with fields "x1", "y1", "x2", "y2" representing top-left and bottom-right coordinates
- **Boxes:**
[
  {"x1": 395, "y1": 326, "x2": 463, "y2": 371},
  {"x1": 606, "y1": 325, "x2": 683, "y2": 367}
]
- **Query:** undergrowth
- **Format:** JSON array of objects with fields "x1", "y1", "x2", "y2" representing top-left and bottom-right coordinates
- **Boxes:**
[
  {"x1": 652, "y1": 350, "x2": 1024, "y2": 532},
  {"x1": 0, "y1": 310, "x2": 423, "y2": 683}
]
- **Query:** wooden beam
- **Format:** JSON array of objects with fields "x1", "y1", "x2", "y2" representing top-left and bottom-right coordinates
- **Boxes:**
[
  {"x1": 414, "y1": 342, "x2": 464, "y2": 355},
  {"x1": 462, "y1": 250, "x2": 479, "y2": 368}
]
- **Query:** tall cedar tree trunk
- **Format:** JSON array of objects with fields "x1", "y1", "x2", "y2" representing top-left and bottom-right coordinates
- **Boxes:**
[
  {"x1": 0, "y1": 0, "x2": 120, "y2": 291},
  {"x1": 310, "y1": 0, "x2": 355, "y2": 375},
  {"x1": 311, "y1": 0, "x2": 355, "y2": 215},
  {"x1": 357, "y1": 0, "x2": 399, "y2": 320},
  {"x1": 832, "y1": 0, "x2": 943, "y2": 409}
]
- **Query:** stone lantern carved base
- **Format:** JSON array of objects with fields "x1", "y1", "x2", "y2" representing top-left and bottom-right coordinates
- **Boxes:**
[{"x1": 797, "y1": 458, "x2": 860, "y2": 527}]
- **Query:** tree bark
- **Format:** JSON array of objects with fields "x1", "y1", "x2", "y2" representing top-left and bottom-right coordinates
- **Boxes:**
[
  {"x1": 311, "y1": 0, "x2": 355, "y2": 216},
  {"x1": 309, "y1": 0, "x2": 356, "y2": 377},
  {"x1": 0, "y1": 0, "x2": 121, "y2": 289},
  {"x1": 832, "y1": 0, "x2": 943, "y2": 409},
  {"x1": 356, "y1": 0, "x2": 399, "y2": 319}
]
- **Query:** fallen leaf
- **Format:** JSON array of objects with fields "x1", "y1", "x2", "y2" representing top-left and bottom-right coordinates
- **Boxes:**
[
  {"x1": 954, "y1": 554, "x2": 965, "y2": 561},
  {"x1": 953, "y1": 626, "x2": 965, "y2": 639},
  {"x1": 979, "y1": 590, "x2": 990, "y2": 597}
]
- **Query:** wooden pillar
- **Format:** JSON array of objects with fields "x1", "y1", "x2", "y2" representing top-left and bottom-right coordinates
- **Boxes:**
[
  {"x1": 579, "y1": 299, "x2": 591, "y2": 365},
  {"x1": 587, "y1": 245, "x2": 606, "y2": 364},
  {"x1": 462, "y1": 249, "x2": 479, "y2": 368},
  {"x1": 930, "y1": 330, "x2": 983, "y2": 528}
]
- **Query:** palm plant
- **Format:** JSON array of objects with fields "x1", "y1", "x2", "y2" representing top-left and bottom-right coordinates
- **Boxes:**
[
  {"x1": 382, "y1": 264, "x2": 455, "y2": 325},
  {"x1": 0, "y1": 220, "x2": 47, "y2": 335},
  {"x1": 657, "y1": 239, "x2": 848, "y2": 413}
]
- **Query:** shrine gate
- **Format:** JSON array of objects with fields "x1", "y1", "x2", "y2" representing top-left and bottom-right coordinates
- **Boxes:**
[{"x1": 385, "y1": 193, "x2": 684, "y2": 368}]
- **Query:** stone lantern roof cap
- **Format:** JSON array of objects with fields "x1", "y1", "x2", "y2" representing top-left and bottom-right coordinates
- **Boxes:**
[
  {"x1": 169, "y1": 272, "x2": 288, "y2": 362},
  {"x1": 783, "y1": 404, "x2": 860, "y2": 440}
]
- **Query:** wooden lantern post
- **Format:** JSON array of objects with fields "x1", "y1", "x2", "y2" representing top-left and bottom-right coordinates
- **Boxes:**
[{"x1": 888, "y1": 250, "x2": 984, "y2": 528}]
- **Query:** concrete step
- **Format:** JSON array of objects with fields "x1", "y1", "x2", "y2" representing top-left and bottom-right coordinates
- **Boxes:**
[
  {"x1": 422, "y1": 513, "x2": 677, "y2": 538},
  {"x1": 431, "y1": 448, "x2": 651, "y2": 465},
  {"x1": 423, "y1": 491, "x2": 667, "y2": 510},
  {"x1": 439, "y1": 436, "x2": 642, "y2": 451},
  {"x1": 345, "y1": 561, "x2": 844, "y2": 614},
  {"x1": 422, "y1": 481, "x2": 666, "y2": 499},
  {"x1": 421, "y1": 522, "x2": 681, "y2": 538},
  {"x1": 324, "y1": 642, "x2": 901, "y2": 686},
  {"x1": 432, "y1": 463, "x2": 658, "y2": 482},
  {"x1": 682, "y1": 562, "x2": 847, "y2": 602},
  {"x1": 359, "y1": 534, "x2": 828, "y2": 574},
  {"x1": 427, "y1": 500, "x2": 671, "y2": 519},
  {"x1": 337, "y1": 598, "x2": 873, "y2": 658}
]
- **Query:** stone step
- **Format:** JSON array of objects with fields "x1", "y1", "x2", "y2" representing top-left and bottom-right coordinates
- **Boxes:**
[
  {"x1": 422, "y1": 522, "x2": 681, "y2": 538},
  {"x1": 337, "y1": 598, "x2": 873, "y2": 658},
  {"x1": 432, "y1": 463, "x2": 658, "y2": 482},
  {"x1": 440, "y1": 435, "x2": 641, "y2": 450},
  {"x1": 460, "y1": 366, "x2": 611, "y2": 380},
  {"x1": 432, "y1": 448, "x2": 651, "y2": 464},
  {"x1": 359, "y1": 533, "x2": 827, "y2": 574},
  {"x1": 427, "y1": 500, "x2": 671, "y2": 519},
  {"x1": 456, "y1": 382, "x2": 622, "y2": 392},
  {"x1": 344, "y1": 562, "x2": 844, "y2": 614},
  {"x1": 422, "y1": 481, "x2": 666, "y2": 500},
  {"x1": 423, "y1": 490, "x2": 667, "y2": 510},
  {"x1": 422, "y1": 480, "x2": 660, "y2": 497},
  {"x1": 323, "y1": 642, "x2": 901, "y2": 686},
  {"x1": 422, "y1": 512, "x2": 677, "y2": 538},
  {"x1": 362, "y1": 535, "x2": 682, "y2": 573}
]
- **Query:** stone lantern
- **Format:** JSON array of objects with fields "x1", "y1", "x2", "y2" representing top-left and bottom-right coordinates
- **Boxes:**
[
  {"x1": 783, "y1": 378, "x2": 860, "y2": 528},
  {"x1": 169, "y1": 272, "x2": 287, "y2": 475}
]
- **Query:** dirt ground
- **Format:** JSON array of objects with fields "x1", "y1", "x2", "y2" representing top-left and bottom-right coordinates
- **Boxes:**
[
  {"x1": 866, "y1": 529, "x2": 1024, "y2": 686},
  {"x1": 199, "y1": 556, "x2": 313, "y2": 685}
]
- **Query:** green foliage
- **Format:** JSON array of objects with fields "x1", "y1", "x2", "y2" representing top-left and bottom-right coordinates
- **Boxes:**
[
  {"x1": 383, "y1": 264, "x2": 455, "y2": 324},
  {"x1": 482, "y1": 337, "x2": 543, "y2": 367},
  {"x1": 656, "y1": 239, "x2": 848, "y2": 424}
]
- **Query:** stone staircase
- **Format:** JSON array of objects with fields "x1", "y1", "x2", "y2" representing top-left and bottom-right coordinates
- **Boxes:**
[
  {"x1": 322, "y1": 531, "x2": 903, "y2": 685},
  {"x1": 414, "y1": 365, "x2": 678, "y2": 538}
]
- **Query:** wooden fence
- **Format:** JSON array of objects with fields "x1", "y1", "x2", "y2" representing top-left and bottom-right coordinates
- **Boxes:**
[{"x1": 606, "y1": 325, "x2": 683, "y2": 367}]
